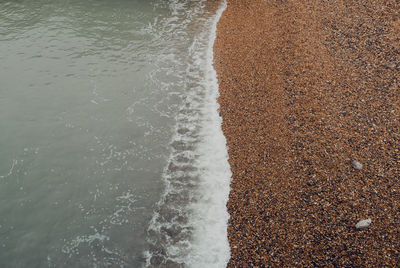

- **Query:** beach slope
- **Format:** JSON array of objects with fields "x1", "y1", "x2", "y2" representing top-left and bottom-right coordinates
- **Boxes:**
[{"x1": 214, "y1": 0, "x2": 399, "y2": 266}]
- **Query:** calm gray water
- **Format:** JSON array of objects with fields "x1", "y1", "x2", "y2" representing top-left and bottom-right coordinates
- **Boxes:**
[{"x1": 0, "y1": 0, "x2": 230, "y2": 267}]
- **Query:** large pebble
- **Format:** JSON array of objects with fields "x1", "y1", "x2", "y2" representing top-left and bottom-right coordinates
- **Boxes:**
[
  {"x1": 355, "y1": 218, "x2": 371, "y2": 229},
  {"x1": 351, "y1": 160, "x2": 363, "y2": 170}
]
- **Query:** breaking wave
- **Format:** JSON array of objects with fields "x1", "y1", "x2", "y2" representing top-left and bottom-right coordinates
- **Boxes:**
[{"x1": 145, "y1": 1, "x2": 230, "y2": 267}]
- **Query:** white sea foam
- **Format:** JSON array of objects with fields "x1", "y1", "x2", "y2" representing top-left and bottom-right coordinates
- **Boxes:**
[
  {"x1": 146, "y1": 1, "x2": 230, "y2": 267},
  {"x1": 185, "y1": 1, "x2": 230, "y2": 267}
]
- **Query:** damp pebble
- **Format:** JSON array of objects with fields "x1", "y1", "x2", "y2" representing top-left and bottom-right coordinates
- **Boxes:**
[
  {"x1": 351, "y1": 160, "x2": 363, "y2": 170},
  {"x1": 355, "y1": 218, "x2": 371, "y2": 229}
]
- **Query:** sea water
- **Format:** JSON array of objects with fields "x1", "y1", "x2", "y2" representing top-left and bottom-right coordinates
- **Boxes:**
[{"x1": 0, "y1": 0, "x2": 230, "y2": 267}]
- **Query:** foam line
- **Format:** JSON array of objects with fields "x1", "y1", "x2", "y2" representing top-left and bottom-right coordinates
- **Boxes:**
[
  {"x1": 184, "y1": 1, "x2": 231, "y2": 267},
  {"x1": 145, "y1": 1, "x2": 231, "y2": 267}
]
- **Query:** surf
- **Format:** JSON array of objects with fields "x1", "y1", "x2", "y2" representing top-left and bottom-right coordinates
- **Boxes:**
[{"x1": 145, "y1": 1, "x2": 230, "y2": 267}]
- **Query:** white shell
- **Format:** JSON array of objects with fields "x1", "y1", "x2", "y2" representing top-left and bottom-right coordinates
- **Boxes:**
[{"x1": 355, "y1": 218, "x2": 371, "y2": 229}]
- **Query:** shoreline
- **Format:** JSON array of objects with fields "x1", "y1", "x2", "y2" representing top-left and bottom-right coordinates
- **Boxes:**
[
  {"x1": 146, "y1": 1, "x2": 231, "y2": 267},
  {"x1": 214, "y1": 0, "x2": 399, "y2": 266}
]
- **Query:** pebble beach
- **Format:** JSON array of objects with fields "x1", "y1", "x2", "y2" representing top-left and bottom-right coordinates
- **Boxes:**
[{"x1": 214, "y1": 0, "x2": 399, "y2": 266}]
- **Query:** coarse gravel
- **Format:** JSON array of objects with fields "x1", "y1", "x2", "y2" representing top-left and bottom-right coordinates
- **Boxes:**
[{"x1": 214, "y1": 0, "x2": 399, "y2": 266}]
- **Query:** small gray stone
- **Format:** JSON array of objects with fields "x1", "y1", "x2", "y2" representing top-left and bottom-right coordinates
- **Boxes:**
[
  {"x1": 355, "y1": 218, "x2": 371, "y2": 229},
  {"x1": 351, "y1": 160, "x2": 363, "y2": 170}
]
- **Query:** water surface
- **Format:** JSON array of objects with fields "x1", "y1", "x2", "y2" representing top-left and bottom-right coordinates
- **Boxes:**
[{"x1": 0, "y1": 0, "x2": 230, "y2": 267}]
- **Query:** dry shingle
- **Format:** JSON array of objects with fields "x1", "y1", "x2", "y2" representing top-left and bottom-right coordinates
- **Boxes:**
[{"x1": 214, "y1": 0, "x2": 400, "y2": 266}]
